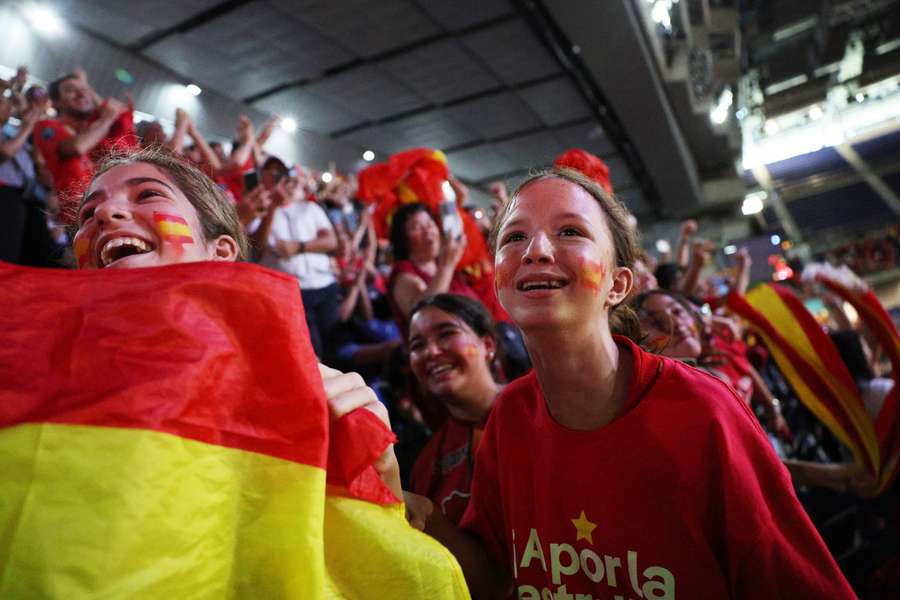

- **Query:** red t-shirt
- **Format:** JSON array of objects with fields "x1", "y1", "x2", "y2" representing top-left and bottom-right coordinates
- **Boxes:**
[
  {"x1": 460, "y1": 335, "x2": 856, "y2": 599},
  {"x1": 409, "y1": 415, "x2": 487, "y2": 526},
  {"x1": 34, "y1": 111, "x2": 138, "y2": 212}
]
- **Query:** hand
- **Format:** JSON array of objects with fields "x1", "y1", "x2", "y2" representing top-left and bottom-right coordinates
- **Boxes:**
[
  {"x1": 691, "y1": 239, "x2": 714, "y2": 264},
  {"x1": 13, "y1": 66, "x2": 28, "y2": 90},
  {"x1": 275, "y1": 239, "x2": 300, "y2": 258},
  {"x1": 175, "y1": 107, "x2": 190, "y2": 126},
  {"x1": 769, "y1": 412, "x2": 793, "y2": 442},
  {"x1": 100, "y1": 97, "x2": 128, "y2": 120},
  {"x1": 259, "y1": 115, "x2": 278, "y2": 139},
  {"x1": 680, "y1": 219, "x2": 698, "y2": 237},
  {"x1": 319, "y1": 363, "x2": 400, "y2": 499},
  {"x1": 735, "y1": 247, "x2": 751, "y2": 267},
  {"x1": 124, "y1": 92, "x2": 134, "y2": 113},
  {"x1": 489, "y1": 181, "x2": 508, "y2": 203},
  {"x1": 437, "y1": 232, "x2": 467, "y2": 271},
  {"x1": 19, "y1": 103, "x2": 44, "y2": 129},
  {"x1": 403, "y1": 491, "x2": 434, "y2": 531}
]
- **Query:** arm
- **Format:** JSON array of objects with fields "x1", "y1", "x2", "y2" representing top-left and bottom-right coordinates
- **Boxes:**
[
  {"x1": 56, "y1": 99, "x2": 125, "y2": 159},
  {"x1": 747, "y1": 364, "x2": 791, "y2": 440},
  {"x1": 0, "y1": 105, "x2": 41, "y2": 162},
  {"x1": 276, "y1": 225, "x2": 337, "y2": 258},
  {"x1": 187, "y1": 120, "x2": 222, "y2": 172},
  {"x1": 255, "y1": 115, "x2": 277, "y2": 149},
  {"x1": 222, "y1": 115, "x2": 255, "y2": 174},
  {"x1": 391, "y1": 235, "x2": 467, "y2": 320},
  {"x1": 337, "y1": 270, "x2": 366, "y2": 323},
  {"x1": 734, "y1": 248, "x2": 752, "y2": 296},
  {"x1": 167, "y1": 108, "x2": 191, "y2": 154},
  {"x1": 677, "y1": 239, "x2": 713, "y2": 296},
  {"x1": 675, "y1": 219, "x2": 697, "y2": 268}
]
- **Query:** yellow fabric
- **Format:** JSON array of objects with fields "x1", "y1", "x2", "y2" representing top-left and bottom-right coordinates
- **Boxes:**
[
  {"x1": 746, "y1": 286, "x2": 880, "y2": 471},
  {"x1": 0, "y1": 423, "x2": 470, "y2": 600},
  {"x1": 396, "y1": 182, "x2": 418, "y2": 203}
]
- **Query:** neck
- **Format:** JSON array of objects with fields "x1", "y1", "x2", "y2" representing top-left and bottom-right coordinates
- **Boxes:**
[
  {"x1": 525, "y1": 322, "x2": 631, "y2": 431},
  {"x1": 409, "y1": 251, "x2": 436, "y2": 272},
  {"x1": 443, "y1": 378, "x2": 498, "y2": 423}
]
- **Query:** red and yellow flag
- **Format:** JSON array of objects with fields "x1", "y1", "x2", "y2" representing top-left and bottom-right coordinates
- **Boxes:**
[
  {"x1": 153, "y1": 211, "x2": 194, "y2": 245},
  {"x1": 0, "y1": 260, "x2": 469, "y2": 598},
  {"x1": 726, "y1": 281, "x2": 899, "y2": 494}
]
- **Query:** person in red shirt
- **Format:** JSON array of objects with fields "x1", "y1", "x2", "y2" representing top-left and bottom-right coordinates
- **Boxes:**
[
  {"x1": 404, "y1": 168, "x2": 855, "y2": 598},
  {"x1": 34, "y1": 71, "x2": 137, "y2": 218},
  {"x1": 407, "y1": 294, "x2": 500, "y2": 525}
]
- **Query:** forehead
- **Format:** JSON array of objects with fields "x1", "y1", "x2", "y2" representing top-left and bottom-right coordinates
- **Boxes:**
[
  {"x1": 406, "y1": 210, "x2": 434, "y2": 226},
  {"x1": 88, "y1": 162, "x2": 177, "y2": 194},
  {"x1": 59, "y1": 78, "x2": 86, "y2": 92},
  {"x1": 409, "y1": 306, "x2": 466, "y2": 335},
  {"x1": 503, "y1": 177, "x2": 606, "y2": 228}
]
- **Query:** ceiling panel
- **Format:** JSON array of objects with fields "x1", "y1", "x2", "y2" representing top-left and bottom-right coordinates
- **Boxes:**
[
  {"x1": 380, "y1": 39, "x2": 501, "y2": 104},
  {"x1": 445, "y1": 91, "x2": 542, "y2": 139},
  {"x1": 383, "y1": 110, "x2": 481, "y2": 149},
  {"x1": 252, "y1": 87, "x2": 364, "y2": 135},
  {"x1": 461, "y1": 19, "x2": 560, "y2": 85},
  {"x1": 493, "y1": 130, "x2": 564, "y2": 169},
  {"x1": 55, "y1": 0, "x2": 222, "y2": 46},
  {"x1": 303, "y1": 64, "x2": 430, "y2": 121},
  {"x1": 518, "y1": 77, "x2": 592, "y2": 126},
  {"x1": 553, "y1": 122, "x2": 616, "y2": 158},
  {"x1": 603, "y1": 155, "x2": 633, "y2": 189},
  {"x1": 617, "y1": 188, "x2": 650, "y2": 216},
  {"x1": 788, "y1": 182, "x2": 894, "y2": 232},
  {"x1": 417, "y1": 0, "x2": 514, "y2": 31},
  {"x1": 338, "y1": 124, "x2": 417, "y2": 155},
  {"x1": 142, "y1": 3, "x2": 352, "y2": 98},
  {"x1": 446, "y1": 144, "x2": 517, "y2": 181},
  {"x1": 274, "y1": 0, "x2": 440, "y2": 58}
]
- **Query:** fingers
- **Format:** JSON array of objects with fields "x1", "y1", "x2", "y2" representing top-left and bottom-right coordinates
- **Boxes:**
[{"x1": 319, "y1": 363, "x2": 389, "y2": 425}]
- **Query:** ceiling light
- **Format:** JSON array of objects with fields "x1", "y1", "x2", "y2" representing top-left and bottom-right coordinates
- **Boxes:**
[
  {"x1": 321, "y1": 172, "x2": 333, "y2": 183},
  {"x1": 23, "y1": 4, "x2": 63, "y2": 34},
  {"x1": 723, "y1": 245, "x2": 737, "y2": 255},
  {"x1": 808, "y1": 105, "x2": 823, "y2": 120},
  {"x1": 770, "y1": 234, "x2": 781, "y2": 246},
  {"x1": 764, "y1": 120, "x2": 780, "y2": 135},
  {"x1": 742, "y1": 192, "x2": 766, "y2": 215},
  {"x1": 855, "y1": 93, "x2": 865, "y2": 102},
  {"x1": 655, "y1": 239, "x2": 671, "y2": 254},
  {"x1": 362, "y1": 150, "x2": 375, "y2": 162},
  {"x1": 185, "y1": 84, "x2": 202, "y2": 96},
  {"x1": 281, "y1": 117, "x2": 297, "y2": 133}
]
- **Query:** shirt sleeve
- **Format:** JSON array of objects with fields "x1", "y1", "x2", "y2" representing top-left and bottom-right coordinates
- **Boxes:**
[
  {"x1": 33, "y1": 120, "x2": 68, "y2": 162},
  {"x1": 708, "y1": 381, "x2": 858, "y2": 599},
  {"x1": 458, "y1": 407, "x2": 511, "y2": 576},
  {"x1": 308, "y1": 202, "x2": 335, "y2": 232}
]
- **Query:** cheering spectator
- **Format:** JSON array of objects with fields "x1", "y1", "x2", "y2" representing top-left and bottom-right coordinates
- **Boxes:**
[{"x1": 34, "y1": 70, "x2": 138, "y2": 216}]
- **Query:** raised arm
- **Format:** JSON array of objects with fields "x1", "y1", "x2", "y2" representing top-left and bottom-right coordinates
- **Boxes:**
[{"x1": 57, "y1": 98, "x2": 125, "y2": 159}]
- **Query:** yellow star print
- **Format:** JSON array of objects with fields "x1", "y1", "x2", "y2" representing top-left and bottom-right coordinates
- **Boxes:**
[{"x1": 571, "y1": 510, "x2": 597, "y2": 544}]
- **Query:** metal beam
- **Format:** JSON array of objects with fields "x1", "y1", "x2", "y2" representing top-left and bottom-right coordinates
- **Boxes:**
[
  {"x1": 834, "y1": 143, "x2": 900, "y2": 216},
  {"x1": 751, "y1": 165, "x2": 803, "y2": 241},
  {"x1": 129, "y1": 0, "x2": 257, "y2": 52}
]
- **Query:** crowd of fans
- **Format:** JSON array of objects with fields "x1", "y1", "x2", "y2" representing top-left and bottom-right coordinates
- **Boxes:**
[{"x1": 2, "y1": 63, "x2": 898, "y2": 597}]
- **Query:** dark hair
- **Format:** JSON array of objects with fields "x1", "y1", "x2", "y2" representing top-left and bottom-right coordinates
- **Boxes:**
[
  {"x1": 75, "y1": 147, "x2": 249, "y2": 260},
  {"x1": 389, "y1": 202, "x2": 433, "y2": 262},
  {"x1": 409, "y1": 293, "x2": 497, "y2": 342},
  {"x1": 829, "y1": 330, "x2": 875, "y2": 383},
  {"x1": 490, "y1": 167, "x2": 642, "y2": 340},
  {"x1": 48, "y1": 73, "x2": 79, "y2": 102},
  {"x1": 654, "y1": 262, "x2": 683, "y2": 290},
  {"x1": 632, "y1": 289, "x2": 704, "y2": 350}
]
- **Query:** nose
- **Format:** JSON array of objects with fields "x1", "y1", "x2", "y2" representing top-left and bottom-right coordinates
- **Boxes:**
[
  {"x1": 93, "y1": 196, "x2": 133, "y2": 226},
  {"x1": 523, "y1": 231, "x2": 554, "y2": 265}
]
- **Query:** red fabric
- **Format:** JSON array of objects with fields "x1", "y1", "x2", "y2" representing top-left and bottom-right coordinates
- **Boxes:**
[
  {"x1": 0, "y1": 260, "x2": 397, "y2": 504},
  {"x1": 409, "y1": 415, "x2": 486, "y2": 526},
  {"x1": 220, "y1": 156, "x2": 254, "y2": 203},
  {"x1": 554, "y1": 148, "x2": 613, "y2": 194},
  {"x1": 705, "y1": 331, "x2": 754, "y2": 404},
  {"x1": 34, "y1": 111, "x2": 138, "y2": 217},
  {"x1": 460, "y1": 336, "x2": 855, "y2": 598}
]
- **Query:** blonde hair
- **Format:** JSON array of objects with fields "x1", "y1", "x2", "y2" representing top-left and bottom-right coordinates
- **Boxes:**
[
  {"x1": 490, "y1": 167, "x2": 642, "y2": 339},
  {"x1": 74, "y1": 146, "x2": 248, "y2": 260}
]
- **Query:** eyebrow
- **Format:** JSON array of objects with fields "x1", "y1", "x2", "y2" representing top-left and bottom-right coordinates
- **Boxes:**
[{"x1": 81, "y1": 177, "x2": 177, "y2": 209}]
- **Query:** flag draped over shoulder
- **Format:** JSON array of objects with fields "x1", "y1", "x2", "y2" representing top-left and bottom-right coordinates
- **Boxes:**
[
  {"x1": 726, "y1": 279, "x2": 900, "y2": 495},
  {"x1": 0, "y1": 260, "x2": 469, "y2": 599}
]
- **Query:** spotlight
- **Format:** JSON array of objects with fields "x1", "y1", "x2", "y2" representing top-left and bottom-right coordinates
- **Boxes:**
[
  {"x1": 770, "y1": 234, "x2": 781, "y2": 246},
  {"x1": 808, "y1": 105, "x2": 823, "y2": 120},
  {"x1": 723, "y1": 245, "x2": 737, "y2": 255},
  {"x1": 321, "y1": 172, "x2": 333, "y2": 183},
  {"x1": 655, "y1": 239, "x2": 671, "y2": 254},
  {"x1": 764, "y1": 120, "x2": 780, "y2": 135},
  {"x1": 742, "y1": 191, "x2": 766, "y2": 215},
  {"x1": 362, "y1": 150, "x2": 375, "y2": 162},
  {"x1": 23, "y1": 4, "x2": 63, "y2": 34},
  {"x1": 185, "y1": 84, "x2": 202, "y2": 96},
  {"x1": 281, "y1": 117, "x2": 297, "y2": 133}
]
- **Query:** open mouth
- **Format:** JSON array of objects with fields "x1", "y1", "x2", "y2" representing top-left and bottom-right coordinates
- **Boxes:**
[
  {"x1": 517, "y1": 279, "x2": 569, "y2": 291},
  {"x1": 99, "y1": 237, "x2": 155, "y2": 268}
]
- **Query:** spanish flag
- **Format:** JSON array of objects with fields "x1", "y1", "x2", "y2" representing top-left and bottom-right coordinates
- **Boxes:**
[
  {"x1": 0, "y1": 260, "x2": 469, "y2": 598},
  {"x1": 727, "y1": 281, "x2": 899, "y2": 495}
]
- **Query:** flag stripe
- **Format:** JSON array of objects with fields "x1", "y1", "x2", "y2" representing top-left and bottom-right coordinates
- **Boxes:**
[
  {"x1": 153, "y1": 212, "x2": 189, "y2": 225},
  {"x1": 157, "y1": 221, "x2": 194, "y2": 239},
  {"x1": 0, "y1": 422, "x2": 328, "y2": 598}
]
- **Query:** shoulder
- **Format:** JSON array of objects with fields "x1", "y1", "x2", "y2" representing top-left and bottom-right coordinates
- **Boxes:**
[
  {"x1": 489, "y1": 371, "x2": 541, "y2": 424},
  {"x1": 35, "y1": 119, "x2": 68, "y2": 144}
]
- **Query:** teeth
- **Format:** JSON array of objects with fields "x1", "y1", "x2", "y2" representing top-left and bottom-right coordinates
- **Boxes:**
[
  {"x1": 429, "y1": 365, "x2": 454, "y2": 376},
  {"x1": 100, "y1": 237, "x2": 152, "y2": 267},
  {"x1": 521, "y1": 280, "x2": 565, "y2": 291}
]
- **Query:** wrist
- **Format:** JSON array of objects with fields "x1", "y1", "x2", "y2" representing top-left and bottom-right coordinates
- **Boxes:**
[{"x1": 297, "y1": 241, "x2": 306, "y2": 254}]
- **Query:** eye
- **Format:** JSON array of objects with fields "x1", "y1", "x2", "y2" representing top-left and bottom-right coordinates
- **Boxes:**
[
  {"x1": 500, "y1": 231, "x2": 526, "y2": 245},
  {"x1": 408, "y1": 340, "x2": 424, "y2": 353},
  {"x1": 560, "y1": 226, "x2": 584, "y2": 237},
  {"x1": 137, "y1": 188, "x2": 166, "y2": 200},
  {"x1": 78, "y1": 205, "x2": 95, "y2": 223}
]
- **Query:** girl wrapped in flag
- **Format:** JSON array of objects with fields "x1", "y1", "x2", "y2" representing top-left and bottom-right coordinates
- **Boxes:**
[{"x1": 0, "y1": 148, "x2": 468, "y2": 599}]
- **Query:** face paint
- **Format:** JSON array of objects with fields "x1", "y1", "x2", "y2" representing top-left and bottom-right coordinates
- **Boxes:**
[
  {"x1": 73, "y1": 234, "x2": 91, "y2": 269},
  {"x1": 494, "y1": 263, "x2": 514, "y2": 290},
  {"x1": 463, "y1": 344, "x2": 481, "y2": 359},
  {"x1": 646, "y1": 334, "x2": 670, "y2": 353},
  {"x1": 578, "y1": 258, "x2": 605, "y2": 292},
  {"x1": 153, "y1": 212, "x2": 194, "y2": 255}
]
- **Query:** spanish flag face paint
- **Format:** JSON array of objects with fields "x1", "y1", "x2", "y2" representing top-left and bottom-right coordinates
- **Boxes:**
[
  {"x1": 578, "y1": 258, "x2": 605, "y2": 293},
  {"x1": 73, "y1": 233, "x2": 91, "y2": 269},
  {"x1": 153, "y1": 212, "x2": 195, "y2": 255}
]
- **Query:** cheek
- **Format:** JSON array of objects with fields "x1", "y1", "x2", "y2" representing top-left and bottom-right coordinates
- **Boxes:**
[
  {"x1": 646, "y1": 333, "x2": 671, "y2": 353},
  {"x1": 153, "y1": 211, "x2": 196, "y2": 255},
  {"x1": 577, "y1": 256, "x2": 605, "y2": 293},
  {"x1": 72, "y1": 230, "x2": 92, "y2": 268}
]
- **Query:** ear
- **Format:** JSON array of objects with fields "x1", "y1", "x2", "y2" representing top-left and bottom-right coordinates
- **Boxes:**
[
  {"x1": 606, "y1": 266, "x2": 634, "y2": 309},
  {"x1": 210, "y1": 235, "x2": 239, "y2": 262},
  {"x1": 482, "y1": 335, "x2": 497, "y2": 361}
]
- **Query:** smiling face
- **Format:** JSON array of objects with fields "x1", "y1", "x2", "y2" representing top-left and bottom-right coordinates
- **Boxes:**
[
  {"x1": 73, "y1": 162, "x2": 237, "y2": 269},
  {"x1": 493, "y1": 177, "x2": 632, "y2": 333},
  {"x1": 408, "y1": 306, "x2": 496, "y2": 402},
  {"x1": 637, "y1": 293, "x2": 703, "y2": 359},
  {"x1": 404, "y1": 209, "x2": 440, "y2": 261},
  {"x1": 56, "y1": 77, "x2": 96, "y2": 118}
]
